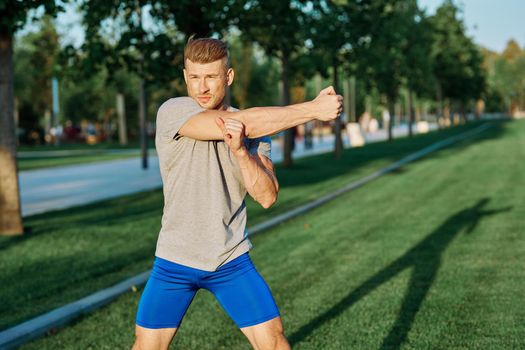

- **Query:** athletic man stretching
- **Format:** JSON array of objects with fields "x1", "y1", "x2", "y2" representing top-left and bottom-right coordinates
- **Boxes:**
[{"x1": 133, "y1": 38, "x2": 342, "y2": 350}]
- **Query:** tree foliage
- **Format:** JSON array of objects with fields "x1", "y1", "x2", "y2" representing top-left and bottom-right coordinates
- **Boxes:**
[
  {"x1": 355, "y1": 0, "x2": 419, "y2": 139},
  {"x1": 238, "y1": 0, "x2": 310, "y2": 166},
  {"x1": 484, "y1": 40, "x2": 525, "y2": 113},
  {"x1": 14, "y1": 16, "x2": 59, "y2": 127},
  {"x1": 229, "y1": 37, "x2": 280, "y2": 109},
  {"x1": 12, "y1": 0, "x2": 499, "y2": 146},
  {"x1": 430, "y1": 0, "x2": 486, "y2": 106},
  {"x1": 0, "y1": 0, "x2": 65, "y2": 34}
]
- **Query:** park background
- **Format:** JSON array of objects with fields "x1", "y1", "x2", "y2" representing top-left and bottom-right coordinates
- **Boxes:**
[{"x1": 0, "y1": 0, "x2": 524, "y2": 349}]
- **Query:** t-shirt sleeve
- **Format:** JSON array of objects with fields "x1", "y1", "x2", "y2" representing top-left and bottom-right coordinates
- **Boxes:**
[
  {"x1": 245, "y1": 136, "x2": 272, "y2": 160},
  {"x1": 156, "y1": 97, "x2": 205, "y2": 141}
]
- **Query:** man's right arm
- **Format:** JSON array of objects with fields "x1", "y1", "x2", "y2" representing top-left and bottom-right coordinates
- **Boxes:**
[{"x1": 178, "y1": 86, "x2": 343, "y2": 140}]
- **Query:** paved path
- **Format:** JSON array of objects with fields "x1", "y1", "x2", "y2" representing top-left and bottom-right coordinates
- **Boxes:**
[
  {"x1": 19, "y1": 124, "x2": 434, "y2": 217},
  {"x1": 20, "y1": 157, "x2": 163, "y2": 216}
]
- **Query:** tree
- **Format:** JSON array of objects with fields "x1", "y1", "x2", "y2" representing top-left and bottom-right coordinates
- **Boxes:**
[
  {"x1": 80, "y1": 0, "x2": 241, "y2": 168},
  {"x1": 430, "y1": 0, "x2": 486, "y2": 122},
  {"x1": 149, "y1": 0, "x2": 241, "y2": 40},
  {"x1": 362, "y1": 0, "x2": 416, "y2": 141},
  {"x1": 229, "y1": 36, "x2": 280, "y2": 109},
  {"x1": 14, "y1": 16, "x2": 60, "y2": 142},
  {"x1": 230, "y1": 38, "x2": 254, "y2": 110},
  {"x1": 0, "y1": 0, "x2": 66, "y2": 235},
  {"x1": 501, "y1": 39, "x2": 521, "y2": 62},
  {"x1": 485, "y1": 41, "x2": 525, "y2": 114},
  {"x1": 239, "y1": 0, "x2": 308, "y2": 167},
  {"x1": 80, "y1": 0, "x2": 176, "y2": 169},
  {"x1": 307, "y1": 0, "x2": 356, "y2": 158},
  {"x1": 402, "y1": 6, "x2": 434, "y2": 136}
]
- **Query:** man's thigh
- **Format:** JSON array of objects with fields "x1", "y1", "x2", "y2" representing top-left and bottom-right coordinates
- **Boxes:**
[
  {"x1": 205, "y1": 253, "x2": 281, "y2": 328},
  {"x1": 136, "y1": 257, "x2": 198, "y2": 329}
]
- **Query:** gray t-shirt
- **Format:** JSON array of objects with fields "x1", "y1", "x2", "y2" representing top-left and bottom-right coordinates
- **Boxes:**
[{"x1": 154, "y1": 96, "x2": 271, "y2": 271}]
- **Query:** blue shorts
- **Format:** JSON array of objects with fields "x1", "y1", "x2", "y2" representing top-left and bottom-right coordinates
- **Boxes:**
[{"x1": 136, "y1": 253, "x2": 280, "y2": 329}]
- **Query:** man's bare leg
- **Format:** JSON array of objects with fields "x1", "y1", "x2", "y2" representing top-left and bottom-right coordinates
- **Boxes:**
[
  {"x1": 240, "y1": 317, "x2": 291, "y2": 350},
  {"x1": 132, "y1": 325, "x2": 178, "y2": 350}
]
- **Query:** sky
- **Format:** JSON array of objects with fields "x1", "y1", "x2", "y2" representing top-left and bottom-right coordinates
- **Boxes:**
[
  {"x1": 19, "y1": 0, "x2": 525, "y2": 54},
  {"x1": 418, "y1": 0, "x2": 525, "y2": 52}
]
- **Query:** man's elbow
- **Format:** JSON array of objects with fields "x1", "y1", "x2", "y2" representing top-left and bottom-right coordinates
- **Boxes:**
[
  {"x1": 236, "y1": 107, "x2": 263, "y2": 138},
  {"x1": 260, "y1": 192, "x2": 277, "y2": 209}
]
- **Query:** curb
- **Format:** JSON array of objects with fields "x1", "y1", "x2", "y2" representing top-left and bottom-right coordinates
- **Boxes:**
[
  {"x1": 0, "y1": 272, "x2": 150, "y2": 349},
  {"x1": 249, "y1": 123, "x2": 492, "y2": 234},
  {"x1": 0, "y1": 122, "x2": 492, "y2": 349}
]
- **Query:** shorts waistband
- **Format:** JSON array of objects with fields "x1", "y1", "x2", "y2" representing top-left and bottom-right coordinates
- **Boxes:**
[{"x1": 154, "y1": 252, "x2": 250, "y2": 273}]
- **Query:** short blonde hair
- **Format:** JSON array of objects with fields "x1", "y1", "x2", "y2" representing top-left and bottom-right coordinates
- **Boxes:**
[{"x1": 184, "y1": 37, "x2": 229, "y2": 67}]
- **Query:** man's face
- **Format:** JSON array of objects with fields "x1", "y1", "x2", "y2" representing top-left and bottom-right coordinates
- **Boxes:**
[{"x1": 183, "y1": 58, "x2": 234, "y2": 110}]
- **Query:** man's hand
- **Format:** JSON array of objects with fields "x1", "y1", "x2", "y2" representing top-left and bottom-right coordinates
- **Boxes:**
[
  {"x1": 318, "y1": 86, "x2": 337, "y2": 96},
  {"x1": 215, "y1": 117, "x2": 278, "y2": 208},
  {"x1": 311, "y1": 86, "x2": 343, "y2": 122},
  {"x1": 215, "y1": 117, "x2": 247, "y2": 156}
]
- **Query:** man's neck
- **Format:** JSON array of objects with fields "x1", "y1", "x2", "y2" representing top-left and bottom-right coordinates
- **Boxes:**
[{"x1": 217, "y1": 102, "x2": 229, "y2": 111}]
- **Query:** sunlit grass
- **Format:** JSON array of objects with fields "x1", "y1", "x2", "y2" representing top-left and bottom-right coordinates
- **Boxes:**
[{"x1": 3, "y1": 120, "x2": 522, "y2": 349}]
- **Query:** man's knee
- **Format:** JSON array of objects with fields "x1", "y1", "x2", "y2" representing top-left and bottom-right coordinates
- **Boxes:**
[
  {"x1": 270, "y1": 331, "x2": 290, "y2": 350},
  {"x1": 258, "y1": 331, "x2": 290, "y2": 350},
  {"x1": 270, "y1": 330, "x2": 290, "y2": 350},
  {"x1": 132, "y1": 325, "x2": 177, "y2": 350},
  {"x1": 268, "y1": 324, "x2": 286, "y2": 345},
  {"x1": 241, "y1": 317, "x2": 290, "y2": 350}
]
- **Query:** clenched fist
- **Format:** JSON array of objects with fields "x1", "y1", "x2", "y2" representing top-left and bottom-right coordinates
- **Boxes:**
[
  {"x1": 312, "y1": 86, "x2": 343, "y2": 122},
  {"x1": 215, "y1": 117, "x2": 247, "y2": 155}
]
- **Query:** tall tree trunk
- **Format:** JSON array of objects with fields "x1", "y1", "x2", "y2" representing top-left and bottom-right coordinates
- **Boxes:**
[
  {"x1": 408, "y1": 89, "x2": 415, "y2": 137},
  {"x1": 138, "y1": 78, "x2": 148, "y2": 169},
  {"x1": 51, "y1": 77, "x2": 60, "y2": 145},
  {"x1": 314, "y1": 74, "x2": 323, "y2": 142},
  {"x1": 224, "y1": 85, "x2": 232, "y2": 106},
  {"x1": 0, "y1": 31, "x2": 23, "y2": 235},
  {"x1": 436, "y1": 83, "x2": 443, "y2": 129},
  {"x1": 333, "y1": 59, "x2": 343, "y2": 159},
  {"x1": 14, "y1": 96, "x2": 19, "y2": 146},
  {"x1": 117, "y1": 93, "x2": 128, "y2": 145},
  {"x1": 137, "y1": 5, "x2": 148, "y2": 169},
  {"x1": 350, "y1": 76, "x2": 356, "y2": 123},
  {"x1": 387, "y1": 96, "x2": 396, "y2": 142},
  {"x1": 395, "y1": 102, "x2": 402, "y2": 125},
  {"x1": 343, "y1": 77, "x2": 356, "y2": 125},
  {"x1": 281, "y1": 53, "x2": 293, "y2": 168},
  {"x1": 343, "y1": 78, "x2": 350, "y2": 122},
  {"x1": 460, "y1": 102, "x2": 466, "y2": 123},
  {"x1": 365, "y1": 95, "x2": 371, "y2": 115},
  {"x1": 233, "y1": 41, "x2": 252, "y2": 109}
]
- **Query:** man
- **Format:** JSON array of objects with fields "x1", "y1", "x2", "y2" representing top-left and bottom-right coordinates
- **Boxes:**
[{"x1": 133, "y1": 37, "x2": 342, "y2": 350}]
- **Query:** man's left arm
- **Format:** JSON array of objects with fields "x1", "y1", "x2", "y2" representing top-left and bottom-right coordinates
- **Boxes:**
[{"x1": 216, "y1": 118, "x2": 278, "y2": 209}]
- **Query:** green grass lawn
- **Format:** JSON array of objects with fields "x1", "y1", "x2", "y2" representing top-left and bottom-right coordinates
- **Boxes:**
[
  {"x1": 17, "y1": 141, "x2": 156, "y2": 171},
  {"x1": 17, "y1": 152, "x2": 143, "y2": 171},
  {"x1": 2, "y1": 120, "x2": 523, "y2": 349},
  {"x1": 0, "y1": 122, "x2": 491, "y2": 331}
]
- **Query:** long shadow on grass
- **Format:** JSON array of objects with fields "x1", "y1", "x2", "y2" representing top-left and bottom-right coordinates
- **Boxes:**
[
  {"x1": 288, "y1": 198, "x2": 511, "y2": 349},
  {"x1": 250, "y1": 121, "x2": 507, "y2": 226}
]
